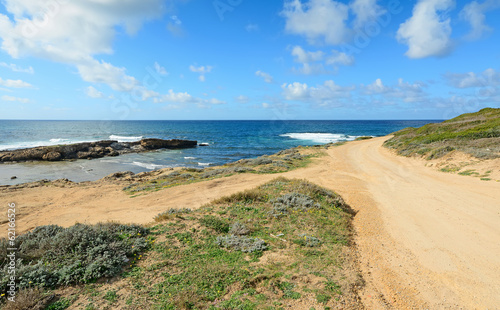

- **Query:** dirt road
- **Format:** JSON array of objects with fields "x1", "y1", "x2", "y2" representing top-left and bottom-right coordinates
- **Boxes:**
[{"x1": 2, "y1": 137, "x2": 499, "y2": 308}]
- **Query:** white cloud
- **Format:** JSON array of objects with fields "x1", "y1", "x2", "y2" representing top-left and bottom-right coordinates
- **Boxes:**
[
  {"x1": 282, "y1": 82, "x2": 310, "y2": 100},
  {"x1": 255, "y1": 70, "x2": 274, "y2": 83},
  {"x1": 1, "y1": 95, "x2": 30, "y2": 103},
  {"x1": 365, "y1": 78, "x2": 389, "y2": 94},
  {"x1": 167, "y1": 15, "x2": 184, "y2": 37},
  {"x1": 350, "y1": 0, "x2": 386, "y2": 28},
  {"x1": 291, "y1": 46, "x2": 354, "y2": 75},
  {"x1": 445, "y1": 68, "x2": 500, "y2": 88},
  {"x1": 190, "y1": 65, "x2": 213, "y2": 82},
  {"x1": 460, "y1": 0, "x2": 500, "y2": 40},
  {"x1": 0, "y1": 62, "x2": 34, "y2": 74},
  {"x1": 397, "y1": 0, "x2": 454, "y2": 59},
  {"x1": 0, "y1": 0, "x2": 165, "y2": 99},
  {"x1": 245, "y1": 24, "x2": 259, "y2": 32},
  {"x1": 291, "y1": 46, "x2": 324, "y2": 63},
  {"x1": 326, "y1": 50, "x2": 355, "y2": 66},
  {"x1": 262, "y1": 102, "x2": 270, "y2": 108},
  {"x1": 154, "y1": 62, "x2": 168, "y2": 75},
  {"x1": 77, "y1": 59, "x2": 138, "y2": 92},
  {"x1": 363, "y1": 78, "x2": 428, "y2": 102},
  {"x1": 235, "y1": 95, "x2": 249, "y2": 103},
  {"x1": 282, "y1": 0, "x2": 350, "y2": 45},
  {"x1": 282, "y1": 80, "x2": 354, "y2": 105},
  {"x1": 85, "y1": 86, "x2": 104, "y2": 99},
  {"x1": 153, "y1": 89, "x2": 226, "y2": 107},
  {"x1": 0, "y1": 77, "x2": 32, "y2": 88}
]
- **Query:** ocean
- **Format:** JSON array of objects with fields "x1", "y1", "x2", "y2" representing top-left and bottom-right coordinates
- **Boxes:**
[{"x1": 0, "y1": 120, "x2": 439, "y2": 185}]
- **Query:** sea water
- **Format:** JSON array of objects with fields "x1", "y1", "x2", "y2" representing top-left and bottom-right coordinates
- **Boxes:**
[{"x1": 0, "y1": 120, "x2": 439, "y2": 185}]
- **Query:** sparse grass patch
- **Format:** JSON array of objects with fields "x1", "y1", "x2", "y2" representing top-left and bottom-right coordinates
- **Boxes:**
[
  {"x1": 384, "y1": 108, "x2": 500, "y2": 159},
  {"x1": 123, "y1": 147, "x2": 323, "y2": 195},
  {"x1": 57, "y1": 178, "x2": 360, "y2": 309},
  {"x1": 458, "y1": 169, "x2": 479, "y2": 176}
]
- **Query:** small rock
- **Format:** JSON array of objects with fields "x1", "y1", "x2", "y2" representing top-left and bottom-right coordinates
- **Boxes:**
[{"x1": 10, "y1": 176, "x2": 17, "y2": 180}]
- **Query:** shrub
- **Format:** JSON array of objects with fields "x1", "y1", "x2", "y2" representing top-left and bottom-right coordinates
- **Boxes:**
[
  {"x1": 250, "y1": 157, "x2": 273, "y2": 166},
  {"x1": 155, "y1": 208, "x2": 192, "y2": 222},
  {"x1": 199, "y1": 216, "x2": 230, "y2": 233},
  {"x1": 295, "y1": 234, "x2": 322, "y2": 247},
  {"x1": 229, "y1": 222, "x2": 250, "y2": 236},
  {"x1": 1, "y1": 288, "x2": 48, "y2": 310},
  {"x1": 216, "y1": 235, "x2": 267, "y2": 253},
  {"x1": 269, "y1": 193, "x2": 320, "y2": 218},
  {"x1": 0, "y1": 223, "x2": 150, "y2": 291}
]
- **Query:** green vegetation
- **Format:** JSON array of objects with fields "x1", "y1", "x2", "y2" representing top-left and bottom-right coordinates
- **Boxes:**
[
  {"x1": 3, "y1": 178, "x2": 362, "y2": 309},
  {"x1": 0, "y1": 223, "x2": 151, "y2": 291},
  {"x1": 123, "y1": 147, "x2": 323, "y2": 195},
  {"x1": 384, "y1": 108, "x2": 500, "y2": 159}
]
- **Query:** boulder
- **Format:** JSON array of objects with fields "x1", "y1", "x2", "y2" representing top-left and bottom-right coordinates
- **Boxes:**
[
  {"x1": 140, "y1": 138, "x2": 198, "y2": 150},
  {"x1": 42, "y1": 151, "x2": 62, "y2": 161},
  {"x1": 0, "y1": 138, "x2": 197, "y2": 163}
]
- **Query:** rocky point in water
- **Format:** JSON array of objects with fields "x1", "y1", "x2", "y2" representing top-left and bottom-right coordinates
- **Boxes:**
[{"x1": 0, "y1": 138, "x2": 198, "y2": 163}]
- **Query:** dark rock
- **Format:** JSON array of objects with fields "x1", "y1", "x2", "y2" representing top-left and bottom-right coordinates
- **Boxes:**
[
  {"x1": 105, "y1": 171, "x2": 135, "y2": 180},
  {"x1": 140, "y1": 138, "x2": 198, "y2": 150},
  {"x1": 11, "y1": 176, "x2": 17, "y2": 180},
  {"x1": 0, "y1": 138, "x2": 197, "y2": 163}
]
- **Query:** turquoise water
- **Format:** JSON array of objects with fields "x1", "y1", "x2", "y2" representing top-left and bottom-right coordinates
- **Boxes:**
[{"x1": 0, "y1": 120, "x2": 439, "y2": 184}]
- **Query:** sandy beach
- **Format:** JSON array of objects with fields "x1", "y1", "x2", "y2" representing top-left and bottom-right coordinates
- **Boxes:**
[{"x1": 2, "y1": 136, "x2": 499, "y2": 309}]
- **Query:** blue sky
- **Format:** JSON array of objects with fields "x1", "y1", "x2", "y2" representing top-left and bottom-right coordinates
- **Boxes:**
[{"x1": 0, "y1": 0, "x2": 499, "y2": 120}]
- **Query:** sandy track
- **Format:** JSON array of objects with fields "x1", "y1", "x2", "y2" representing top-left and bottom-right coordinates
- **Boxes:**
[{"x1": 1, "y1": 137, "x2": 499, "y2": 308}]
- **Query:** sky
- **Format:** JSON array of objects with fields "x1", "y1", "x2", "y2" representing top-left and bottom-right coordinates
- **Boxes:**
[{"x1": 0, "y1": 0, "x2": 499, "y2": 120}]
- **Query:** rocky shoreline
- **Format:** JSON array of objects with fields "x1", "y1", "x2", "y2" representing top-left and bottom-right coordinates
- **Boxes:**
[{"x1": 0, "y1": 138, "x2": 198, "y2": 163}]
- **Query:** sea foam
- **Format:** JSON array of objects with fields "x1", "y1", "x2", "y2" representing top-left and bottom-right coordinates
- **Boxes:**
[
  {"x1": 109, "y1": 135, "x2": 143, "y2": 142},
  {"x1": 280, "y1": 133, "x2": 359, "y2": 144}
]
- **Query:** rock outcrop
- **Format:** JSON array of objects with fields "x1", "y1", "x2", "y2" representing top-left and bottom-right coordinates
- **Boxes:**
[{"x1": 0, "y1": 138, "x2": 197, "y2": 163}]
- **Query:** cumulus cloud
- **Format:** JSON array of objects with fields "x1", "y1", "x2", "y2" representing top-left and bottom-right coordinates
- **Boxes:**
[
  {"x1": 0, "y1": 62, "x2": 34, "y2": 74},
  {"x1": 326, "y1": 50, "x2": 355, "y2": 66},
  {"x1": 154, "y1": 62, "x2": 168, "y2": 75},
  {"x1": 281, "y1": 80, "x2": 354, "y2": 106},
  {"x1": 460, "y1": 0, "x2": 500, "y2": 40},
  {"x1": 85, "y1": 86, "x2": 105, "y2": 99},
  {"x1": 350, "y1": 0, "x2": 386, "y2": 28},
  {"x1": 282, "y1": 0, "x2": 350, "y2": 45},
  {"x1": 1, "y1": 95, "x2": 30, "y2": 103},
  {"x1": 153, "y1": 89, "x2": 226, "y2": 107},
  {"x1": 397, "y1": 0, "x2": 454, "y2": 59},
  {"x1": 445, "y1": 68, "x2": 500, "y2": 88},
  {"x1": 291, "y1": 46, "x2": 324, "y2": 63},
  {"x1": 0, "y1": 77, "x2": 32, "y2": 88},
  {"x1": 255, "y1": 70, "x2": 274, "y2": 83},
  {"x1": 291, "y1": 46, "x2": 354, "y2": 75},
  {"x1": 190, "y1": 65, "x2": 213, "y2": 82},
  {"x1": 363, "y1": 78, "x2": 428, "y2": 102},
  {"x1": 0, "y1": 0, "x2": 169, "y2": 100}
]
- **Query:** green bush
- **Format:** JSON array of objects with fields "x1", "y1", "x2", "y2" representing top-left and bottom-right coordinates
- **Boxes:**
[
  {"x1": 0, "y1": 223, "x2": 150, "y2": 291},
  {"x1": 199, "y1": 216, "x2": 230, "y2": 233},
  {"x1": 216, "y1": 235, "x2": 267, "y2": 253}
]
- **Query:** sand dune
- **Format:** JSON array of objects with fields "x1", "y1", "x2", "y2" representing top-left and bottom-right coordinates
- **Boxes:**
[{"x1": 1, "y1": 136, "x2": 498, "y2": 309}]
